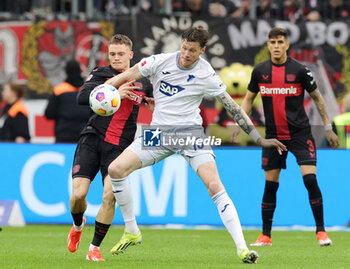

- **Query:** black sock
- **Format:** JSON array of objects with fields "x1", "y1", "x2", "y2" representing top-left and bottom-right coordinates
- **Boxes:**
[
  {"x1": 303, "y1": 174, "x2": 325, "y2": 233},
  {"x1": 262, "y1": 180, "x2": 279, "y2": 238},
  {"x1": 92, "y1": 221, "x2": 111, "y2": 247},
  {"x1": 71, "y1": 212, "x2": 84, "y2": 226}
]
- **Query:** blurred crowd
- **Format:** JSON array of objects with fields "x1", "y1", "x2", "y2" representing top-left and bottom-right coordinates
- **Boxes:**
[{"x1": 1, "y1": 0, "x2": 350, "y2": 22}]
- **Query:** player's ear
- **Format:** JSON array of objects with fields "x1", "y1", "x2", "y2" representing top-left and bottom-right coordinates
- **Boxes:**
[
  {"x1": 286, "y1": 41, "x2": 290, "y2": 50},
  {"x1": 130, "y1": 51, "x2": 134, "y2": 60},
  {"x1": 201, "y1": 46, "x2": 206, "y2": 55}
]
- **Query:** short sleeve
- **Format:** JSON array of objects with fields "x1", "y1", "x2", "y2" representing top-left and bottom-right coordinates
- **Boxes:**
[
  {"x1": 138, "y1": 55, "x2": 160, "y2": 78},
  {"x1": 248, "y1": 68, "x2": 259, "y2": 93},
  {"x1": 300, "y1": 66, "x2": 317, "y2": 93},
  {"x1": 205, "y1": 72, "x2": 227, "y2": 97}
]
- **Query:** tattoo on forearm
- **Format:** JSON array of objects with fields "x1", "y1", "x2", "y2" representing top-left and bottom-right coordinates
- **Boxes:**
[
  {"x1": 216, "y1": 92, "x2": 255, "y2": 134},
  {"x1": 310, "y1": 89, "x2": 329, "y2": 123}
]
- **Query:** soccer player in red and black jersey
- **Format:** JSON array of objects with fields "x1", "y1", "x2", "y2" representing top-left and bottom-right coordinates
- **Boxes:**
[
  {"x1": 67, "y1": 34, "x2": 153, "y2": 261},
  {"x1": 234, "y1": 27, "x2": 339, "y2": 247}
]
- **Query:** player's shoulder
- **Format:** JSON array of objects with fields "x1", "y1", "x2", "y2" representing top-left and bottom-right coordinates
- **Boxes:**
[
  {"x1": 196, "y1": 56, "x2": 215, "y2": 73},
  {"x1": 151, "y1": 52, "x2": 176, "y2": 62},
  {"x1": 90, "y1": 65, "x2": 114, "y2": 75},
  {"x1": 287, "y1": 57, "x2": 305, "y2": 68},
  {"x1": 140, "y1": 52, "x2": 176, "y2": 70},
  {"x1": 287, "y1": 58, "x2": 310, "y2": 74},
  {"x1": 254, "y1": 59, "x2": 271, "y2": 71}
]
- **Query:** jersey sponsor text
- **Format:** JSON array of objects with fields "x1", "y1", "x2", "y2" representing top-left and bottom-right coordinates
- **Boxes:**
[
  {"x1": 260, "y1": 85, "x2": 297, "y2": 95},
  {"x1": 159, "y1": 80, "x2": 185, "y2": 96}
]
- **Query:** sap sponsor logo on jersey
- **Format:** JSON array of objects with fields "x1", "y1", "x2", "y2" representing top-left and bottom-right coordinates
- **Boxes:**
[
  {"x1": 260, "y1": 85, "x2": 298, "y2": 95},
  {"x1": 159, "y1": 80, "x2": 185, "y2": 96}
]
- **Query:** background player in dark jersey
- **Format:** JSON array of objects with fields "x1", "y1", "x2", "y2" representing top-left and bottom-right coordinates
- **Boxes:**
[
  {"x1": 233, "y1": 27, "x2": 339, "y2": 247},
  {"x1": 67, "y1": 34, "x2": 153, "y2": 261}
]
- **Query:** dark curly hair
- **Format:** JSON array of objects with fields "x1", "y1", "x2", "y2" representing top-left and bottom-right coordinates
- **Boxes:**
[{"x1": 181, "y1": 27, "x2": 210, "y2": 48}]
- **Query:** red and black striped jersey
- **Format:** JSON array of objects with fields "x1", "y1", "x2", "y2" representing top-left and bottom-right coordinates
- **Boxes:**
[
  {"x1": 77, "y1": 65, "x2": 152, "y2": 147},
  {"x1": 248, "y1": 57, "x2": 317, "y2": 140}
]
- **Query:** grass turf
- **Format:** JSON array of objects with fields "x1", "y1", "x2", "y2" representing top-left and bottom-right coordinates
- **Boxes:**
[{"x1": 0, "y1": 225, "x2": 349, "y2": 268}]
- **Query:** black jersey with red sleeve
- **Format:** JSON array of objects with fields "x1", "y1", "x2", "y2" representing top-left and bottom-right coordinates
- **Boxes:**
[
  {"x1": 77, "y1": 65, "x2": 152, "y2": 148},
  {"x1": 248, "y1": 57, "x2": 317, "y2": 140}
]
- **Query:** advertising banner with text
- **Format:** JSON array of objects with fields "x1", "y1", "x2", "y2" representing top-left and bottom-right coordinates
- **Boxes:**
[{"x1": 0, "y1": 143, "x2": 349, "y2": 227}]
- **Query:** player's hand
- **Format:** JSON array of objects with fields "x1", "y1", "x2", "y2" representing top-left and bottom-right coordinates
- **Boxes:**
[
  {"x1": 230, "y1": 124, "x2": 241, "y2": 143},
  {"x1": 326, "y1": 130, "x2": 339, "y2": 149},
  {"x1": 144, "y1": 97, "x2": 155, "y2": 112},
  {"x1": 117, "y1": 80, "x2": 140, "y2": 100},
  {"x1": 257, "y1": 138, "x2": 287, "y2": 155}
]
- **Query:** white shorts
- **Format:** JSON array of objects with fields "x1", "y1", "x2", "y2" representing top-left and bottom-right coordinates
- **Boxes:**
[{"x1": 127, "y1": 137, "x2": 215, "y2": 172}]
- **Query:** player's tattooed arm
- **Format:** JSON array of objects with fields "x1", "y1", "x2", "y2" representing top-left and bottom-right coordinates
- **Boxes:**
[
  {"x1": 216, "y1": 91, "x2": 255, "y2": 135},
  {"x1": 309, "y1": 89, "x2": 331, "y2": 125},
  {"x1": 217, "y1": 92, "x2": 287, "y2": 153}
]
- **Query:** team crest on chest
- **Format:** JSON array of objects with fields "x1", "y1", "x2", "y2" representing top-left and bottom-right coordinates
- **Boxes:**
[
  {"x1": 187, "y1": 74, "x2": 195, "y2": 82},
  {"x1": 286, "y1": 74, "x2": 296, "y2": 82}
]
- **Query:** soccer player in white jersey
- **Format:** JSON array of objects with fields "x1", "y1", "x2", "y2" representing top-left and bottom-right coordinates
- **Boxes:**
[{"x1": 105, "y1": 27, "x2": 286, "y2": 264}]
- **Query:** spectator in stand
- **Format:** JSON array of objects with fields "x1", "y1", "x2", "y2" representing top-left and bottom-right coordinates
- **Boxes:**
[
  {"x1": 0, "y1": 83, "x2": 30, "y2": 143},
  {"x1": 172, "y1": 0, "x2": 236, "y2": 17},
  {"x1": 230, "y1": 0, "x2": 250, "y2": 18},
  {"x1": 106, "y1": 0, "x2": 129, "y2": 14},
  {"x1": 0, "y1": 0, "x2": 31, "y2": 14},
  {"x1": 306, "y1": 0, "x2": 350, "y2": 21},
  {"x1": 282, "y1": 0, "x2": 307, "y2": 22},
  {"x1": 45, "y1": 60, "x2": 91, "y2": 143},
  {"x1": 256, "y1": 0, "x2": 282, "y2": 19}
]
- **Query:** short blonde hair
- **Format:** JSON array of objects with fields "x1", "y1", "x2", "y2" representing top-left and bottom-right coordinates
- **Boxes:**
[{"x1": 109, "y1": 34, "x2": 133, "y2": 50}]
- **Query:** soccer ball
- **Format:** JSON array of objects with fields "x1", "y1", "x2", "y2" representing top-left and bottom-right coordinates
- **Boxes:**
[{"x1": 89, "y1": 84, "x2": 121, "y2": 116}]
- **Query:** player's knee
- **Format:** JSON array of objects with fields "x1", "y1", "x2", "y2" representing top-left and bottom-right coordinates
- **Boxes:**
[
  {"x1": 108, "y1": 161, "x2": 126, "y2": 179},
  {"x1": 71, "y1": 191, "x2": 87, "y2": 202},
  {"x1": 207, "y1": 181, "x2": 223, "y2": 196},
  {"x1": 303, "y1": 174, "x2": 318, "y2": 189}
]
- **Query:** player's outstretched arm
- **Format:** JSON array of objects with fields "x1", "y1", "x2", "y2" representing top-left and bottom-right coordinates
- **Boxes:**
[
  {"x1": 309, "y1": 89, "x2": 339, "y2": 149},
  {"x1": 117, "y1": 80, "x2": 141, "y2": 100},
  {"x1": 216, "y1": 92, "x2": 287, "y2": 154},
  {"x1": 105, "y1": 64, "x2": 142, "y2": 89},
  {"x1": 230, "y1": 91, "x2": 258, "y2": 142}
]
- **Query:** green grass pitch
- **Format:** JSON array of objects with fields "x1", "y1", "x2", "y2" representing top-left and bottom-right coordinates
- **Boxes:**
[{"x1": 1, "y1": 225, "x2": 349, "y2": 268}]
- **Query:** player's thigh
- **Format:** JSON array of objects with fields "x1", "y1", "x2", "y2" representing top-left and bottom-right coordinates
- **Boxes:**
[
  {"x1": 262, "y1": 144, "x2": 288, "y2": 171},
  {"x1": 186, "y1": 152, "x2": 224, "y2": 195},
  {"x1": 300, "y1": 165, "x2": 316, "y2": 176},
  {"x1": 110, "y1": 137, "x2": 173, "y2": 172},
  {"x1": 289, "y1": 135, "x2": 317, "y2": 167},
  {"x1": 108, "y1": 149, "x2": 142, "y2": 177},
  {"x1": 72, "y1": 134, "x2": 101, "y2": 181},
  {"x1": 100, "y1": 141, "x2": 124, "y2": 180}
]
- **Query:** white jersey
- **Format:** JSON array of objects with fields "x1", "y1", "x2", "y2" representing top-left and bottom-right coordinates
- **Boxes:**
[{"x1": 138, "y1": 52, "x2": 226, "y2": 125}]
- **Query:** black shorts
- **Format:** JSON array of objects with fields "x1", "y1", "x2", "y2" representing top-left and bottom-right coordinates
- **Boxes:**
[
  {"x1": 262, "y1": 134, "x2": 317, "y2": 170},
  {"x1": 72, "y1": 133, "x2": 124, "y2": 182}
]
